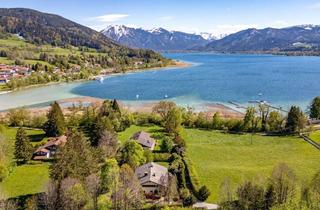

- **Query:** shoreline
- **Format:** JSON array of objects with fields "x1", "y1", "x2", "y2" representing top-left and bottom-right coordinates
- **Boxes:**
[
  {"x1": 0, "y1": 96, "x2": 244, "y2": 119},
  {"x1": 0, "y1": 60, "x2": 192, "y2": 95}
]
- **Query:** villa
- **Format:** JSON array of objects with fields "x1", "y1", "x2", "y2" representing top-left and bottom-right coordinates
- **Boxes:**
[
  {"x1": 131, "y1": 131, "x2": 156, "y2": 150},
  {"x1": 33, "y1": 135, "x2": 67, "y2": 160},
  {"x1": 135, "y1": 162, "x2": 169, "y2": 195}
]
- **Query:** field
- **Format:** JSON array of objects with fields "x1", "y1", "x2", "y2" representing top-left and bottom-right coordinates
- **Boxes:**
[
  {"x1": 0, "y1": 126, "x2": 50, "y2": 198},
  {"x1": 0, "y1": 163, "x2": 49, "y2": 198},
  {"x1": 310, "y1": 130, "x2": 320, "y2": 144},
  {"x1": 181, "y1": 129, "x2": 320, "y2": 202}
]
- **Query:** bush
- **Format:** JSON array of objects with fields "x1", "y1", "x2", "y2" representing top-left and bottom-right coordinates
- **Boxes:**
[
  {"x1": 182, "y1": 195, "x2": 196, "y2": 207},
  {"x1": 160, "y1": 137, "x2": 174, "y2": 152},
  {"x1": 153, "y1": 153, "x2": 171, "y2": 162},
  {"x1": 7, "y1": 108, "x2": 31, "y2": 127},
  {"x1": 197, "y1": 185, "x2": 210, "y2": 201}
]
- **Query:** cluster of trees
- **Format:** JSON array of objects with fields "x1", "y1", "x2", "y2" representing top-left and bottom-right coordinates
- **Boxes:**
[
  {"x1": 179, "y1": 101, "x2": 312, "y2": 134},
  {"x1": 219, "y1": 163, "x2": 320, "y2": 210}
]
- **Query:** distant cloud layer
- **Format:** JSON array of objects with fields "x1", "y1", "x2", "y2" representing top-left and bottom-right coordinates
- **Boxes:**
[{"x1": 90, "y1": 14, "x2": 129, "y2": 22}]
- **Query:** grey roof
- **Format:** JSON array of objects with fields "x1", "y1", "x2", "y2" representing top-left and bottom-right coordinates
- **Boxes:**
[
  {"x1": 135, "y1": 162, "x2": 168, "y2": 187},
  {"x1": 131, "y1": 131, "x2": 155, "y2": 149}
]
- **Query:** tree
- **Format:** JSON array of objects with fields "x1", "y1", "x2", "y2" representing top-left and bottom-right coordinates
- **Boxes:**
[
  {"x1": 44, "y1": 102, "x2": 66, "y2": 137},
  {"x1": 60, "y1": 178, "x2": 89, "y2": 210},
  {"x1": 243, "y1": 107, "x2": 256, "y2": 132},
  {"x1": 164, "y1": 107, "x2": 182, "y2": 135},
  {"x1": 100, "y1": 158, "x2": 120, "y2": 193},
  {"x1": 118, "y1": 140, "x2": 146, "y2": 169},
  {"x1": 7, "y1": 108, "x2": 30, "y2": 127},
  {"x1": 160, "y1": 137, "x2": 174, "y2": 152},
  {"x1": 267, "y1": 111, "x2": 283, "y2": 133},
  {"x1": 112, "y1": 164, "x2": 144, "y2": 210},
  {"x1": 169, "y1": 154, "x2": 186, "y2": 188},
  {"x1": 197, "y1": 185, "x2": 211, "y2": 201},
  {"x1": 310, "y1": 96, "x2": 320, "y2": 119},
  {"x1": 264, "y1": 184, "x2": 276, "y2": 209},
  {"x1": 14, "y1": 127, "x2": 33, "y2": 163},
  {"x1": 50, "y1": 131, "x2": 98, "y2": 181},
  {"x1": 270, "y1": 163, "x2": 296, "y2": 204},
  {"x1": 153, "y1": 101, "x2": 177, "y2": 119},
  {"x1": 259, "y1": 103, "x2": 270, "y2": 131},
  {"x1": 237, "y1": 181, "x2": 265, "y2": 210},
  {"x1": 212, "y1": 112, "x2": 222, "y2": 129},
  {"x1": 163, "y1": 174, "x2": 179, "y2": 203},
  {"x1": 98, "y1": 130, "x2": 119, "y2": 158},
  {"x1": 218, "y1": 178, "x2": 234, "y2": 204},
  {"x1": 85, "y1": 174, "x2": 100, "y2": 210},
  {"x1": 285, "y1": 106, "x2": 306, "y2": 133}
]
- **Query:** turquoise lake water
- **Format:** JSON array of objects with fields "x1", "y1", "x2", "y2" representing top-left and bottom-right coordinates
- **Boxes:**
[{"x1": 1, "y1": 53, "x2": 320, "y2": 111}]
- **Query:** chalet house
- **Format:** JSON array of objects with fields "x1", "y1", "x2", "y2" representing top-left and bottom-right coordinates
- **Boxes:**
[
  {"x1": 131, "y1": 131, "x2": 156, "y2": 150},
  {"x1": 135, "y1": 162, "x2": 169, "y2": 195},
  {"x1": 33, "y1": 135, "x2": 67, "y2": 160}
]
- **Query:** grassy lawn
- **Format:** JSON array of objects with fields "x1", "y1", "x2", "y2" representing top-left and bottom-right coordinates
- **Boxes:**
[
  {"x1": 117, "y1": 124, "x2": 165, "y2": 146},
  {"x1": 0, "y1": 163, "x2": 50, "y2": 198},
  {"x1": 182, "y1": 129, "x2": 320, "y2": 202},
  {"x1": 0, "y1": 125, "x2": 50, "y2": 198},
  {"x1": 310, "y1": 130, "x2": 320, "y2": 144}
]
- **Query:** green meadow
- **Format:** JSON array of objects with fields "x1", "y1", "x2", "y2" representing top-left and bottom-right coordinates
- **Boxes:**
[
  {"x1": 181, "y1": 129, "x2": 320, "y2": 202},
  {"x1": 310, "y1": 130, "x2": 320, "y2": 144},
  {"x1": 0, "y1": 126, "x2": 49, "y2": 198}
]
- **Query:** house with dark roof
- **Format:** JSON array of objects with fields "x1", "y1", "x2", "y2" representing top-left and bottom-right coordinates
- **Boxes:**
[
  {"x1": 135, "y1": 162, "x2": 168, "y2": 195},
  {"x1": 131, "y1": 131, "x2": 156, "y2": 150},
  {"x1": 33, "y1": 135, "x2": 67, "y2": 160}
]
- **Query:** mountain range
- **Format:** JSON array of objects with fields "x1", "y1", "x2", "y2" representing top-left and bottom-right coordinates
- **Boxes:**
[
  {"x1": 202, "y1": 25, "x2": 320, "y2": 53},
  {"x1": 102, "y1": 25, "x2": 215, "y2": 51}
]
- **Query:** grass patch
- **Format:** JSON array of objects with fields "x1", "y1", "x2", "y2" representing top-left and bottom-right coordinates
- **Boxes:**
[
  {"x1": 310, "y1": 130, "x2": 320, "y2": 144},
  {"x1": 0, "y1": 163, "x2": 49, "y2": 198},
  {"x1": 182, "y1": 129, "x2": 320, "y2": 202},
  {"x1": 117, "y1": 124, "x2": 164, "y2": 145}
]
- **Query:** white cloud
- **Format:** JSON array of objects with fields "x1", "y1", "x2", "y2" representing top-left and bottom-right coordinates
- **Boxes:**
[
  {"x1": 158, "y1": 16, "x2": 174, "y2": 21},
  {"x1": 89, "y1": 14, "x2": 129, "y2": 23}
]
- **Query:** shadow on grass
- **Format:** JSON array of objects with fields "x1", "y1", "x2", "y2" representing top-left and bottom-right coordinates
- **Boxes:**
[{"x1": 28, "y1": 133, "x2": 47, "y2": 143}]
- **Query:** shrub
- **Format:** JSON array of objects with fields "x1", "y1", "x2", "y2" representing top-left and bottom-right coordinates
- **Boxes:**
[
  {"x1": 197, "y1": 185, "x2": 211, "y2": 201},
  {"x1": 182, "y1": 195, "x2": 196, "y2": 207},
  {"x1": 153, "y1": 153, "x2": 171, "y2": 162}
]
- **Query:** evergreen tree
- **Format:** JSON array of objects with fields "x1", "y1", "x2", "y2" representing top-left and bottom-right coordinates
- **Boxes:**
[
  {"x1": 310, "y1": 96, "x2": 320, "y2": 119},
  {"x1": 44, "y1": 101, "x2": 66, "y2": 137},
  {"x1": 50, "y1": 131, "x2": 98, "y2": 181},
  {"x1": 285, "y1": 106, "x2": 306, "y2": 133},
  {"x1": 14, "y1": 127, "x2": 33, "y2": 163}
]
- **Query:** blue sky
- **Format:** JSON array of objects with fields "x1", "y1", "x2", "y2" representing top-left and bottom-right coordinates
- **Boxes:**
[{"x1": 1, "y1": 0, "x2": 320, "y2": 36}]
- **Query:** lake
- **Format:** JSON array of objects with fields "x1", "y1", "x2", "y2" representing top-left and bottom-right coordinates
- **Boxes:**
[{"x1": 1, "y1": 53, "x2": 320, "y2": 111}]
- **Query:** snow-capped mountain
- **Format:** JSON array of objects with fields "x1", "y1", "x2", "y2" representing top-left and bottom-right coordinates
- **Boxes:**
[
  {"x1": 198, "y1": 32, "x2": 217, "y2": 41},
  {"x1": 101, "y1": 25, "x2": 211, "y2": 51},
  {"x1": 202, "y1": 24, "x2": 320, "y2": 52}
]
